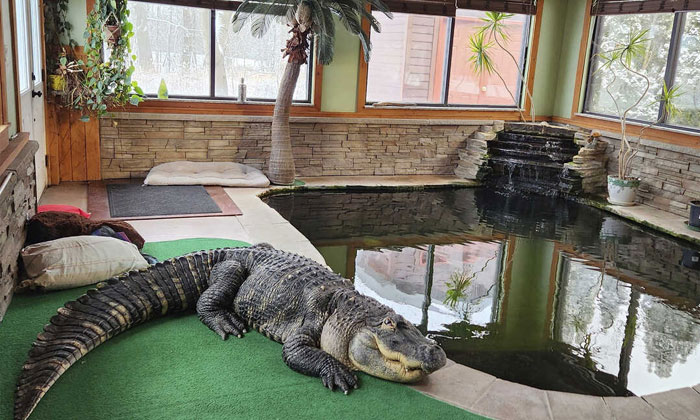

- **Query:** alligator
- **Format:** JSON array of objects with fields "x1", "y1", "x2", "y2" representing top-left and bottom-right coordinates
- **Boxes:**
[{"x1": 14, "y1": 243, "x2": 446, "y2": 420}]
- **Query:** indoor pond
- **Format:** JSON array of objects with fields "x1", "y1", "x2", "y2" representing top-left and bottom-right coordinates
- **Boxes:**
[{"x1": 265, "y1": 188, "x2": 700, "y2": 397}]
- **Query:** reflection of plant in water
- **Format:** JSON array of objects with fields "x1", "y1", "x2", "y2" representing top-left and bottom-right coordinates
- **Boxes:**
[
  {"x1": 444, "y1": 270, "x2": 474, "y2": 309},
  {"x1": 443, "y1": 253, "x2": 497, "y2": 319}
]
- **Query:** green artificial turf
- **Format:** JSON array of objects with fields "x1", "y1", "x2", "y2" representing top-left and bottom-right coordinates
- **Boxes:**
[{"x1": 1, "y1": 238, "x2": 485, "y2": 420}]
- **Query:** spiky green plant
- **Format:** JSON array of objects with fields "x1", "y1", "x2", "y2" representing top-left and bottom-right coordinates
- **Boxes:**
[
  {"x1": 468, "y1": 31, "x2": 526, "y2": 122},
  {"x1": 232, "y1": 0, "x2": 391, "y2": 185},
  {"x1": 477, "y1": 12, "x2": 535, "y2": 122},
  {"x1": 591, "y1": 29, "x2": 683, "y2": 180}
]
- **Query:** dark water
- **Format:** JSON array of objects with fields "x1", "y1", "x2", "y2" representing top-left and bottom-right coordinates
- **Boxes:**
[{"x1": 264, "y1": 188, "x2": 700, "y2": 397}]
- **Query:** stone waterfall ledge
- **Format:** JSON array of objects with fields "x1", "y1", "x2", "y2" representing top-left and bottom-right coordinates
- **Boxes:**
[
  {"x1": 564, "y1": 131, "x2": 608, "y2": 195},
  {"x1": 100, "y1": 115, "x2": 498, "y2": 179},
  {"x1": 0, "y1": 139, "x2": 39, "y2": 320},
  {"x1": 453, "y1": 121, "x2": 504, "y2": 181}
]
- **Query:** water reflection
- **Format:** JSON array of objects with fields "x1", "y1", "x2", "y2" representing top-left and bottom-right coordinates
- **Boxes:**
[{"x1": 265, "y1": 188, "x2": 700, "y2": 396}]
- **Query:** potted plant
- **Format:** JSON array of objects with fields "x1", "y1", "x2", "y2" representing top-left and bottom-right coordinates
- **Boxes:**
[
  {"x1": 591, "y1": 30, "x2": 681, "y2": 206},
  {"x1": 43, "y1": 0, "x2": 78, "y2": 96}
]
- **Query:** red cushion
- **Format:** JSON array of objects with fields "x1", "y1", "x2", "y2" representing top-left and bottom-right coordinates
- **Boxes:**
[{"x1": 37, "y1": 205, "x2": 91, "y2": 219}]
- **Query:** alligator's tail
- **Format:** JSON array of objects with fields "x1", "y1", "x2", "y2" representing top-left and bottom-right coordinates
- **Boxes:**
[{"x1": 14, "y1": 248, "x2": 236, "y2": 420}]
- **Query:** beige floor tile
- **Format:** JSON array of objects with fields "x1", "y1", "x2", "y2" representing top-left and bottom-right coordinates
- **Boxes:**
[
  {"x1": 603, "y1": 396, "x2": 662, "y2": 420},
  {"x1": 410, "y1": 363, "x2": 496, "y2": 412},
  {"x1": 39, "y1": 182, "x2": 88, "y2": 210},
  {"x1": 470, "y1": 379, "x2": 553, "y2": 420},
  {"x1": 643, "y1": 387, "x2": 700, "y2": 420},
  {"x1": 546, "y1": 391, "x2": 612, "y2": 420},
  {"x1": 128, "y1": 216, "x2": 250, "y2": 243}
]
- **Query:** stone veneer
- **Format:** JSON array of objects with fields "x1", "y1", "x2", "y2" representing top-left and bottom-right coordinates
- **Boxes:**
[
  {"x1": 601, "y1": 132, "x2": 700, "y2": 217},
  {"x1": 100, "y1": 113, "x2": 493, "y2": 179},
  {"x1": 1, "y1": 140, "x2": 39, "y2": 320}
]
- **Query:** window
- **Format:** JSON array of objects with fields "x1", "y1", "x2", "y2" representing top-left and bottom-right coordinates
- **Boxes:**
[
  {"x1": 129, "y1": 1, "x2": 311, "y2": 102},
  {"x1": 366, "y1": 10, "x2": 530, "y2": 107},
  {"x1": 14, "y1": 0, "x2": 30, "y2": 93},
  {"x1": 584, "y1": 12, "x2": 700, "y2": 130}
]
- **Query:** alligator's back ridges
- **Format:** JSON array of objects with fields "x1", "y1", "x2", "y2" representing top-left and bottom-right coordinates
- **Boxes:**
[{"x1": 13, "y1": 247, "x2": 238, "y2": 420}]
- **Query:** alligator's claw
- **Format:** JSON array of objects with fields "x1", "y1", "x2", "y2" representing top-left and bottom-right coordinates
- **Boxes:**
[
  {"x1": 320, "y1": 364, "x2": 358, "y2": 394},
  {"x1": 203, "y1": 311, "x2": 247, "y2": 340}
]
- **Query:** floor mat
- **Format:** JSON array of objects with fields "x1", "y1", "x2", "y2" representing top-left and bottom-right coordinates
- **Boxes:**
[
  {"x1": 88, "y1": 180, "x2": 242, "y2": 220},
  {"x1": 0, "y1": 238, "x2": 486, "y2": 420}
]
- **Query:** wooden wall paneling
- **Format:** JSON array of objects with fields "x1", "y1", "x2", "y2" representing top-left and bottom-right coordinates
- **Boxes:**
[
  {"x1": 571, "y1": 0, "x2": 595, "y2": 117},
  {"x1": 69, "y1": 110, "x2": 87, "y2": 180},
  {"x1": 44, "y1": 103, "x2": 60, "y2": 184},
  {"x1": 84, "y1": 117, "x2": 100, "y2": 180},
  {"x1": 57, "y1": 107, "x2": 72, "y2": 181}
]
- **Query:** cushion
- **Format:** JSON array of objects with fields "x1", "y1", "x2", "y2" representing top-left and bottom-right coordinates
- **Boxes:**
[
  {"x1": 144, "y1": 161, "x2": 270, "y2": 187},
  {"x1": 38, "y1": 204, "x2": 91, "y2": 218},
  {"x1": 26, "y1": 211, "x2": 146, "y2": 249},
  {"x1": 19, "y1": 236, "x2": 149, "y2": 291}
]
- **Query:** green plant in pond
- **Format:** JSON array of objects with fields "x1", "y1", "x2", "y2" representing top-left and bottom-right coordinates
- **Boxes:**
[
  {"x1": 468, "y1": 30, "x2": 527, "y2": 122},
  {"x1": 591, "y1": 29, "x2": 683, "y2": 180},
  {"x1": 476, "y1": 12, "x2": 535, "y2": 122},
  {"x1": 230, "y1": 0, "x2": 391, "y2": 185}
]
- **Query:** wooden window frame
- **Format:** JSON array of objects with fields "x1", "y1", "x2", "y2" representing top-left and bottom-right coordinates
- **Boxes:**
[
  {"x1": 355, "y1": 1, "x2": 544, "y2": 120},
  {"x1": 553, "y1": 0, "x2": 700, "y2": 148},
  {"x1": 112, "y1": 0, "x2": 324, "y2": 115}
]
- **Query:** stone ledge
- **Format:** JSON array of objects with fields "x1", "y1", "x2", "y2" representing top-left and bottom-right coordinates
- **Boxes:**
[{"x1": 105, "y1": 112, "x2": 496, "y2": 126}]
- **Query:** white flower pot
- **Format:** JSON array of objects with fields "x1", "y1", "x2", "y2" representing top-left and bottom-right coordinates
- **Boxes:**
[{"x1": 607, "y1": 176, "x2": 640, "y2": 206}]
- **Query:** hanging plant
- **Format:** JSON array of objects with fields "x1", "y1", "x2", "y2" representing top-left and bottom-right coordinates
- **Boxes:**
[
  {"x1": 43, "y1": 0, "x2": 79, "y2": 98},
  {"x1": 73, "y1": 0, "x2": 143, "y2": 121}
]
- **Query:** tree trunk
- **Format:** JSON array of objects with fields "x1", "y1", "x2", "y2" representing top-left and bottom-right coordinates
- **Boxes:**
[{"x1": 268, "y1": 60, "x2": 301, "y2": 185}]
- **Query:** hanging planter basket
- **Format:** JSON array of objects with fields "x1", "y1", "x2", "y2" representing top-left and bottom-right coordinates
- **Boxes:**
[{"x1": 104, "y1": 24, "x2": 121, "y2": 45}]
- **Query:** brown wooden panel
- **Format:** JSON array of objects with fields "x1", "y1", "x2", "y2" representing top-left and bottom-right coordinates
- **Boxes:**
[
  {"x1": 69, "y1": 111, "x2": 87, "y2": 181},
  {"x1": 57, "y1": 108, "x2": 72, "y2": 182},
  {"x1": 85, "y1": 117, "x2": 101, "y2": 180},
  {"x1": 44, "y1": 103, "x2": 60, "y2": 184}
]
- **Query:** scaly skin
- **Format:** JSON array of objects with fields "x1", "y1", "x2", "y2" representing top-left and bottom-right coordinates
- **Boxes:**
[{"x1": 14, "y1": 244, "x2": 446, "y2": 420}]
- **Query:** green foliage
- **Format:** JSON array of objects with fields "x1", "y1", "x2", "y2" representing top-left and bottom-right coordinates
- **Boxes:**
[
  {"x1": 73, "y1": 0, "x2": 143, "y2": 120},
  {"x1": 43, "y1": 0, "x2": 78, "y2": 76},
  {"x1": 467, "y1": 32, "x2": 495, "y2": 76},
  {"x1": 443, "y1": 270, "x2": 475, "y2": 310},
  {"x1": 478, "y1": 11, "x2": 515, "y2": 42},
  {"x1": 231, "y1": 0, "x2": 392, "y2": 65}
]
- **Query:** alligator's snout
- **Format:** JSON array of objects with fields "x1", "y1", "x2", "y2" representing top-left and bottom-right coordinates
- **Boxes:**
[
  {"x1": 420, "y1": 342, "x2": 447, "y2": 374},
  {"x1": 348, "y1": 314, "x2": 447, "y2": 383}
]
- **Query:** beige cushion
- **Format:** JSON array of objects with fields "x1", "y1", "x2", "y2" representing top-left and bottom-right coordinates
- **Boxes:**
[
  {"x1": 144, "y1": 161, "x2": 270, "y2": 187},
  {"x1": 20, "y1": 236, "x2": 149, "y2": 291}
]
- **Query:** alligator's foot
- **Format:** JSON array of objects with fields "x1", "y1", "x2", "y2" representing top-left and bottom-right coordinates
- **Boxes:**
[
  {"x1": 201, "y1": 311, "x2": 247, "y2": 340},
  {"x1": 320, "y1": 361, "x2": 358, "y2": 394}
]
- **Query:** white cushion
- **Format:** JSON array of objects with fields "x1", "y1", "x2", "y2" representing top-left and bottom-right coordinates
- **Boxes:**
[
  {"x1": 144, "y1": 161, "x2": 270, "y2": 187},
  {"x1": 20, "y1": 236, "x2": 149, "y2": 291}
]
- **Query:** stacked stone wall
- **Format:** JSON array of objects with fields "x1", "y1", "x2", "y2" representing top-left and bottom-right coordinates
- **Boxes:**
[
  {"x1": 1, "y1": 140, "x2": 39, "y2": 320},
  {"x1": 100, "y1": 115, "x2": 488, "y2": 179},
  {"x1": 602, "y1": 135, "x2": 700, "y2": 217}
]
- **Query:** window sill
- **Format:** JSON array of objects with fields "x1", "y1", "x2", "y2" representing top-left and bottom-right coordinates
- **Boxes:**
[
  {"x1": 115, "y1": 97, "x2": 321, "y2": 116},
  {"x1": 556, "y1": 113, "x2": 700, "y2": 148},
  {"x1": 364, "y1": 104, "x2": 521, "y2": 112}
]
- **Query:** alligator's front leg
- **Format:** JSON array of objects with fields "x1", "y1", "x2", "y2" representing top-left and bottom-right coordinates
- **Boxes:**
[
  {"x1": 197, "y1": 260, "x2": 248, "y2": 340},
  {"x1": 283, "y1": 330, "x2": 358, "y2": 394}
]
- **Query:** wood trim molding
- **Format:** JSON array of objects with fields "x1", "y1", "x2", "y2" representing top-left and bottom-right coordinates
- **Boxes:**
[
  {"x1": 522, "y1": 0, "x2": 544, "y2": 119},
  {"x1": 552, "y1": 115, "x2": 700, "y2": 148},
  {"x1": 571, "y1": 0, "x2": 594, "y2": 118},
  {"x1": 355, "y1": 3, "x2": 543, "y2": 121},
  {"x1": 0, "y1": 1, "x2": 7, "y2": 125},
  {"x1": 9, "y1": 0, "x2": 21, "y2": 131}
]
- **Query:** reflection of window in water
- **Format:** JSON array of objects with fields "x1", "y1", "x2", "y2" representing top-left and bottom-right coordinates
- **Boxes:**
[
  {"x1": 353, "y1": 241, "x2": 503, "y2": 330},
  {"x1": 554, "y1": 256, "x2": 700, "y2": 395}
]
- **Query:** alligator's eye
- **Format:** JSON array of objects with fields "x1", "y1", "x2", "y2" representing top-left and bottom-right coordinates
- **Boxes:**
[{"x1": 381, "y1": 317, "x2": 396, "y2": 329}]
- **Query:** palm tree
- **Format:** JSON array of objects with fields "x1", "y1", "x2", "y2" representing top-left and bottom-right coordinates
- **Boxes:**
[{"x1": 232, "y1": 0, "x2": 391, "y2": 185}]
